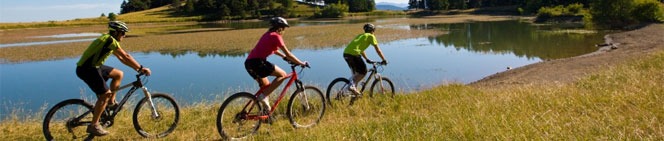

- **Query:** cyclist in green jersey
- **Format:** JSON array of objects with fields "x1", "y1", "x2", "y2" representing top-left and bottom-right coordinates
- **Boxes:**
[
  {"x1": 343, "y1": 23, "x2": 387, "y2": 96},
  {"x1": 75, "y1": 21, "x2": 151, "y2": 136}
]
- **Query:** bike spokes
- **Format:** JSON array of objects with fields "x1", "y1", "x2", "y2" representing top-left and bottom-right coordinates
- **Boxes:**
[{"x1": 218, "y1": 93, "x2": 261, "y2": 139}]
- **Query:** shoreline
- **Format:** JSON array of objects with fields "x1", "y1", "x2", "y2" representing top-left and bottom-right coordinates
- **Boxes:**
[{"x1": 470, "y1": 23, "x2": 664, "y2": 88}]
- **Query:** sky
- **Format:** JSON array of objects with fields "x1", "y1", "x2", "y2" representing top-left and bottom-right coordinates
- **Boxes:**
[{"x1": 0, "y1": 0, "x2": 407, "y2": 23}]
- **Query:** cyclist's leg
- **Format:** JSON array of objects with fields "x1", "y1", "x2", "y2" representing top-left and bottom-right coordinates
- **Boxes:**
[
  {"x1": 92, "y1": 91, "x2": 111, "y2": 124},
  {"x1": 344, "y1": 54, "x2": 367, "y2": 84},
  {"x1": 263, "y1": 66, "x2": 287, "y2": 97},
  {"x1": 107, "y1": 68, "x2": 123, "y2": 105}
]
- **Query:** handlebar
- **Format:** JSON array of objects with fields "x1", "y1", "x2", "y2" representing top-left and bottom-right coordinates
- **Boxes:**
[
  {"x1": 366, "y1": 60, "x2": 388, "y2": 66},
  {"x1": 283, "y1": 57, "x2": 310, "y2": 68}
]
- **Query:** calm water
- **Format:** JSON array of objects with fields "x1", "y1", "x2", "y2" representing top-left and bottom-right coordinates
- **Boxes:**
[{"x1": 0, "y1": 20, "x2": 607, "y2": 118}]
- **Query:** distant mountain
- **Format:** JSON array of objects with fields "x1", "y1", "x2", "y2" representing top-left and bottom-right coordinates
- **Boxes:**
[{"x1": 375, "y1": 2, "x2": 407, "y2": 10}]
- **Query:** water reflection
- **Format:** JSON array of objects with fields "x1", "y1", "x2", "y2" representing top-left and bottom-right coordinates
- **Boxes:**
[{"x1": 412, "y1": 21, "x2": 604, "y2": 60}]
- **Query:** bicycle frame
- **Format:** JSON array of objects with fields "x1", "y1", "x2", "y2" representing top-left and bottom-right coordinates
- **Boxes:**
[
  {"x1": 357, "y1": 62, "x2": 384, "y2": 93},
  {"x1": 102, "y1": 74, "x2": 160, "y2": 121},
  {"x1": 243, "y1": 64, "x2": 306, "y2": 120}
]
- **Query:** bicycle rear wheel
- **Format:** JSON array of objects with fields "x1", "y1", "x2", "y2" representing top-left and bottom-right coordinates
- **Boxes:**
[
  {"x1": 43, "y1": 99, "x2": 94, "y2": 141},
  {"x1": 216, "y1": 92, "x2": 262, "y2": 139},
  {"x1": 369, "y1": 77, "x2": 395, "y2": 98},
  {"x1": 326, "y1": 78, "x2": 352, "y2": 107},
  {"x1": 132, "y1": 93, "x2": 180, "y2": 138},
  {"x1": 287, "y1": 86, "x2": 325, "y2": 128}
]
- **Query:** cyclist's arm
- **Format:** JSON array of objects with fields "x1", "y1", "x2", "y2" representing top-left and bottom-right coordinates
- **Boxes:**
[
  {"x1": 361, "y1": 52, "x2": 370, "y2": 62},
  {"x1": 373, "y1": 44, "x2": 387, "y2": 62},
  {"x1": 278, "y1": 46, "x2": 306, "y2": 66},
  {"x1": 113, "y1": 48, "x2": 151, "y2": 75}
]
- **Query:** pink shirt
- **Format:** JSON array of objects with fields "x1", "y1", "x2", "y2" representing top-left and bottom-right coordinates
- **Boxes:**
[{"x1": 247, "y1": 32, "x2": 285, "y2": 60}]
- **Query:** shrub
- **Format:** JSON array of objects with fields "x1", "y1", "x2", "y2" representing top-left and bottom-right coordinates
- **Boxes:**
[
  {"x1": 632, "y1": 0, "x2": 664, "y2": 22},
  {"x1": 566, "y1": 3, "x2": 584, "y2": 14},
  {"x1": 108, "y1": 13, "x2": 117, "y2": 21},
  {"x1": 319, "y1": 3, "x2": 348, "y2": 18},
  {"x1": 588, "y1": 0, "x2": 664, "y2": 28},
  {"x1": 589, "y1": 0, "x2": 637, "y2": 28}
]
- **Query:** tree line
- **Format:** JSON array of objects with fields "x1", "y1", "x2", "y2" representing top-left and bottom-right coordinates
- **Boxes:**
[
  {"x1": 408, "y1": 0, "x2": 590, "y2": 13},
  {"x1": 120, "y1": 0, "x2": 377, "y2": 19}
]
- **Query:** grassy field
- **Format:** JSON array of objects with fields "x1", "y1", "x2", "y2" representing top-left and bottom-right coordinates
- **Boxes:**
[{"x1": 2, "y1": 50, "x2": 662, "y2": 140}]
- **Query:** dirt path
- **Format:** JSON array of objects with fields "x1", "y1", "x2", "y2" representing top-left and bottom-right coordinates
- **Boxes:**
[{"x1": 470, "y1": 24, "x2": 664, "y2": 88}]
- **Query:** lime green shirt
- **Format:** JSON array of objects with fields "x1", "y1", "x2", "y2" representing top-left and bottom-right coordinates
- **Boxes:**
[
  {"x1": 343, "y1": 33, "x2": 378, "y2": 56},
  {"x1": 76, "y1": 34, "x2": 121, "y2": 68}
]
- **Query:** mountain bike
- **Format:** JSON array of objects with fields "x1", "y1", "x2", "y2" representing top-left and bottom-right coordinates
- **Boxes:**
[
  {"x1": 216, "y1": 61, "x2": 325, "y2": 139},
  {"x1": 326, "y1": 60, "x2": 394, "y2": 106},
  {"x1": 43, "y1": 72, "x2": 180, "y2": 140}
]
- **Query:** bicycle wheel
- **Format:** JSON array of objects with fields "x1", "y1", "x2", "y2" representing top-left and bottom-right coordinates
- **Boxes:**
[
  {"x1": 287, "y1": 86, "x2": 325, "y2": 128},
  {"x1": 369, "y1": 77, "x2": 395, "y2": 98},
  {"x1": 132, "y1": 93, "x2": 180, "y2": 138},
  {"x1": 217, "y1": 92, "x2": 263, "y2": 139},
  {"x1": 43, "y1": 99, "x2": 94, "y2": 141},
  {"x1": 326, "y1": 78, "x2": 352, "y2": 107}
]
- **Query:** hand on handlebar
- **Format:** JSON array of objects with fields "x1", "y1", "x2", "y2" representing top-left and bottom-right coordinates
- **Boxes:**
[
  {"x1": 365, "y1": 59, "x2": 374, "y2": 63},
  {"x1": 138, "y1": 67, "x2": 151, "y2": 76},
  {"x1": 302, "y1": 61, "x2": 310, "y2": 68},
  {"x1": 381, "y1": 60, "x2": 388, "y2": 65}
]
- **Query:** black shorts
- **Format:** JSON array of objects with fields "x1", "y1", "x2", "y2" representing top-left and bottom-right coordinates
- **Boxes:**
[
  {"x1": 76, "y1": 65, "x2": 114, "y2": 95},
  {"x1": 245, "y1": 58, "x2": 276, "y2": 79},
  {"x1": 343, "y1": 53, "x2": 367, "y2": 75}
]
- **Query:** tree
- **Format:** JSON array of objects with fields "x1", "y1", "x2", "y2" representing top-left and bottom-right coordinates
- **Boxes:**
[
  {"x1": 427, "y1": 0, "x2": 449, "y2": 10},
  {"x1": 171, "y1": 0, "x2": 182, "y2": 8},
  {"x1": 108, "y1": 13, "x2": 117, "y2": 21},
  {"x1": 184, "y1": 0, "x2": 195, "y2": 13},
  {"x1": 101, "y1": 13, "x2": 106, "y2": 17}
]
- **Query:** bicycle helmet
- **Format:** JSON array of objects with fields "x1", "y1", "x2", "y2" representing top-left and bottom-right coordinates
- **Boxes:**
[
  {"x1": 363, "y1": 23, "x2": 375, "y2": 32},
  {"x1": 109, "y1": 21, "x2": 130, "y2": 32},
  {"x1": 270, "y1": 17, "x2": 290, "y2": 28}
]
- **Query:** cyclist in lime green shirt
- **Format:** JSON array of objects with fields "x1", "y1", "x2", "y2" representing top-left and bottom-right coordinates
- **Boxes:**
[
  {"x1": 76, "y1": 21, "x2": 151, "y2": 136},
  {"x1": 343, "y1": 23, "x2": 387, "y2": 95}
]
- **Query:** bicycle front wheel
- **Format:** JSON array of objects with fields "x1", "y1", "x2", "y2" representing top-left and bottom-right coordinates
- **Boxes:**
[
  {"x1": 369, "y1": 77, "x2": 395, "y2": 98},
  {"x1": 326, "y1": 78, "x2": 352, "y2": 107},
  {"x1": 288, "y1": 86, "x2": 325, "y2": 128},
  {"x1": 132, "y1": 93, "x2": 180, "y2": 138},
  {"x1": 43, "y1": 99, "x2": 94, "y2": 141},
  {"x1": 217, "y1": 92, "x2": 262, "y2": 139}
]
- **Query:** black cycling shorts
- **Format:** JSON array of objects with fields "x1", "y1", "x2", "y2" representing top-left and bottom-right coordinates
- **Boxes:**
[
  {"x1": 245, "y1": 58, "x2": 276, "y2": 79},
  {"x1": 343, "y1": 53, "x2": 367, "y2": 75},
  {"x1": 76, "y1": 65, "x2": 114, "y2": 95}
]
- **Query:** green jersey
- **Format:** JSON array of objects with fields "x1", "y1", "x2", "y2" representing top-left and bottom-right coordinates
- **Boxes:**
[
  {"x1": 343, "y1": 33, "x2": 378, "y2": 56},
  {"x1": 76, "y1": 34, "x2": 121, "y2": 68}
]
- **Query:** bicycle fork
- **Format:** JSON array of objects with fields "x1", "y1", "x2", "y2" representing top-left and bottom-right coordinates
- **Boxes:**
[
  {"x1": 141, "y1": 87, "x2": 160, "y2": 118},
  {"x1": 296, "y1": 81, "x2": 311, "y2": 110}
]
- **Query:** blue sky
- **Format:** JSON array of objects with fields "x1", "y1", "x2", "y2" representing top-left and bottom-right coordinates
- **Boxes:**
[{"x1": 0, "y1": 0, "x2": 407, "y2": 23}]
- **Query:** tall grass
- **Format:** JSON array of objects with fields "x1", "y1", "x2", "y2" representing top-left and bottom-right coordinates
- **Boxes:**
[{"x1": 2, "y1": 52, "x2": 662, "y2": 140}]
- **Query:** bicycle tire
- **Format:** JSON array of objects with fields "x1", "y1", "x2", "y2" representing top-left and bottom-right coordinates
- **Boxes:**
[
  {"x1": 132, "y1": 93, "x2": 180, "y2": 138},
  {"x1": 369, "y1": 77, "x2": 395, "y2": 98},
  {"x1": 43, "y1": 99, "x2": 94, "y2": 141},
  {"x1": 325, "y1": 77, "x2": 352, "y2": 107},
  {"x1": 287, "y1": 86, "x2": 326, "y2": 128},
  {"x1": 216, "y1": 92, "x2": 263, "y2": 139}
]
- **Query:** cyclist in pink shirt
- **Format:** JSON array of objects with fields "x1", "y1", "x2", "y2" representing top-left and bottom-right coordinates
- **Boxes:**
[{"x1": 245, "y1": 17, "x2": 308, "y2": 112}]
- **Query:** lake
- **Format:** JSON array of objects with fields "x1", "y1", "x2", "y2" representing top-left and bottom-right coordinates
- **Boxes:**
[{"x1": 0, "y1": 20, "x2": 608, "y2": 119}]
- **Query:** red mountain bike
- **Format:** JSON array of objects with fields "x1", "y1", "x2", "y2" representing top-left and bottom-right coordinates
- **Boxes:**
[{"x1": 216, "y1": 61, "x2": 325, "y2": 139}]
